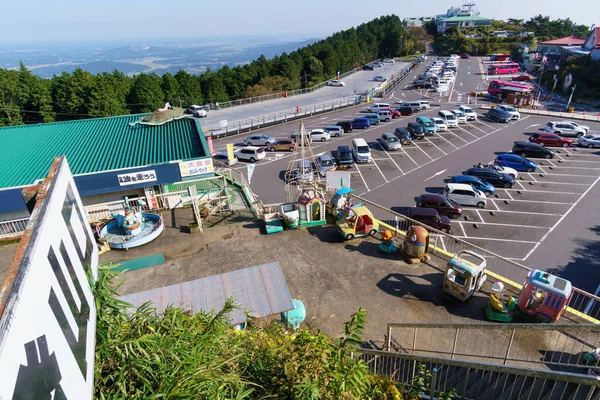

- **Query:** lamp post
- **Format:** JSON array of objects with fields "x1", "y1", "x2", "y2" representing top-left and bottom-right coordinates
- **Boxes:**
[{"x1": 566, "y1": 84, "x2": 577, "y2": 111}]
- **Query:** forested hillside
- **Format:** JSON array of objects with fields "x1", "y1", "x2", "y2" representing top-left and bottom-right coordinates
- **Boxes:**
[{"x1": 0, "y1": 15, "x2": 423, "y2": 126}]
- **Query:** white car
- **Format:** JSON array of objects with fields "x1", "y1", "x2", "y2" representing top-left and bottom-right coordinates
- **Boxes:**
[
  {"x1": 309, "y1": 129, "x2": 331, "y2": 142},
  {"x1": 488, "y1": 164, "x2": 518, "y2": 179},
  {"x1": 432, "y1": 117, "x2": 448, "y2": 131},
  {"x1": 544, "y1": 121, "x2": 586, "y2": 137},
  {"x1": 497, "y1": 105, "x2": 520, "y2": 120},
  {"x1": 559, "y1": 121, "x2": 590, "y2": 133},
  {"x1": 435, "y1": 85, "x2": 450, "y2": 93},
  {"x1": 578, "y1": 134, "x2": 600, "y2": 148},
  {"x1": 188, "y1": 104, "x2": 208, "y2": 117},
  {"x1": 451, "y1": 110, "x2": 467, "y2": 123},
  {"x1": 327, "y1": 79, "x2": 345, "y2": 87},
  {"x1": 458, "y1": 105, "x2": 478, "y2": 121},
  {"x1": 444, "y1": 183, "x2": 487, "y2": 208},
  {"x1": 235, "y1": 146, "x2": 266, "y2": 163},
  {"x1": 383, "y1": 58, "x2": 395, "y2": 63},
  {"x1": 372, "y1": 75, "x2": 387, "y2": 82}
]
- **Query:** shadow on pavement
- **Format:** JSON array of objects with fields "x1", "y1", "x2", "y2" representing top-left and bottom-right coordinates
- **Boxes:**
[
  {"x1": 306, "y1": 225, "x2": 345, "y2": 243},
  {"x1": 425, "y1": 186, "x2": 444, "y2": 194}
]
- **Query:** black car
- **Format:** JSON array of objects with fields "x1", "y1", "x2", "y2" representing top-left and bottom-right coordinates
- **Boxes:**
[
  {"x1": 394, "y1": 127, "x2": 413, "y2": 144},
  {"x1": 512, "y1": 141, "x2": 555, "y2": 159},
  {"x1": 336, "y1": 145, "x2": 354, "y2": 167},
  {"x1": 462, "y1": 168, "x2": 515, "y2": 188},
  {"x1": 486, "y1": 107, "x2": 512, "y2": 123},
  {"x1": 362, "y1": 65, "x2": 374, "y2": 71},
  {"x1": 407, "y1": 207, "x2": 452, "y2": 233},
  {"x1": 407, "y1": 122, "x2": 425, "y2": 140},
  {"x1": 397, "y1": 105, "x2": 414, "y2": 116},
  {"x1": 335, "y1": 120, "x2": 353, "y2": 133},
  {"x1": 413, "y1": 80, "x2": 432, "y2": 89}
]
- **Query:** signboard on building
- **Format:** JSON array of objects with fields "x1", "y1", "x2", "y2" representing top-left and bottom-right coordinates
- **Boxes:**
[
  {"x1": 179, "y1": 159, "x2": 214, "y2": 178},
  {"x1": 144, "y1": 186, "x2": 159, "y2": 210},
  {"x1": 326, "y1": 170, "x2": 351, "y2": 192},
  {"x1": 117, "y1": 170, "x2": 157, "y2": 186},
  {"x1": 219, "y1": 119, "x2": 228, "y2": 128},
  {"x1": 0, "y1": 156, "x2": 99, "y2": 400},
  {"x1": 207, "y1": 137, "x2": 215, "y2": 156}
]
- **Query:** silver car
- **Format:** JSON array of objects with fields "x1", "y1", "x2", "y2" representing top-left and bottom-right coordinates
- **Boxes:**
[
  {"x1": 544, "y1": 121, "x2": 586, "y2": 137},
  {"x1": 497, "y1": 105, "x2": 520, "y2": 120},
  {"x1": 327, "y1": 79, "x2": 345, "y2": 87},
  {"x1": 243, "y1": 134, "x2": 276, "y2": 146},
  {"x1": 578, "y1": 134, "x2": 600, "y2": 148},
  {"x1": 379, "y1": 132, "x2": 401, "y2": 151},
  {"x1": 316, "y1": 155, "x2": 335, "y2": 176}
]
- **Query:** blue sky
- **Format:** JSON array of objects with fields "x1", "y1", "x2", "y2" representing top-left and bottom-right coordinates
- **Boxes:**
[{"x1": 1, "y1": 0, "x2": 595, "y2": 44}]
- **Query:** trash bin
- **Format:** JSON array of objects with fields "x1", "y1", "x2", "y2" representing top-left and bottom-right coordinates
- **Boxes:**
[{"x1": 567, "y1": 107, "x2": 575, "y2": 113}]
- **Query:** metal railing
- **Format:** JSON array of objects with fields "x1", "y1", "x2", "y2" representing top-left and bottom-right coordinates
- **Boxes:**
[
  {"x1": 351, "y1": 194, "x2": 600, "y2": 323},
  {"x1": 354, "y1": 348, "x2": 600, "y2": 400},
  {"x1": 0, "y1": 218, "x2": 29, "y2": 239},
  {"x1": 385, "y1": 322, "x2": 600, "y2": 370}
]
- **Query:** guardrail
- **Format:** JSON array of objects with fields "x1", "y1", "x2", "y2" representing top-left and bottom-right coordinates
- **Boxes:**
[
  {"x1": 354, "y1": 348, "x2": 600, "y2": 400},
  {"x1": 0, "y1": 218, "x2": 29, "y2": 240},
  {"x1": 351, "y1": 194, "x2": 600, "y2": 324},
  {"x1": 384, "y1": 322, "x2": 600, "y2": 370}
]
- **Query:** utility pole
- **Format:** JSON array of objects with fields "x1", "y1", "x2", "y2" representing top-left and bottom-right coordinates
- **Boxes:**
[
  {"x1": 178, "y1": 97, "x2": 183, "y2": 108},
  {"x1": 566, "y1": 84, "x2": 577, "y2": 111}
]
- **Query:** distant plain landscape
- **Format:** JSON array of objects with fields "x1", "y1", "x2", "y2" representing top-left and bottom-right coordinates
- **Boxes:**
[{"x1": 0, "y1": 36, "x2": 319, "y2": 77}]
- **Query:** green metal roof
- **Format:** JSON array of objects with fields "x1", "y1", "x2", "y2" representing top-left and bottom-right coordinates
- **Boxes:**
[
  {"x1": 0, "y1": 114, "x2": 208, "y2": 189},
  {"x1": 440, "y1": 15, "x2": 492, "y2": 22}
]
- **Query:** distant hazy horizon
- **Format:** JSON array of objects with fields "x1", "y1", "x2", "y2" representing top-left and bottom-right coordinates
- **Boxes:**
[{"x1": 1, "y1": 0, "x2": 595, "y2": 45}]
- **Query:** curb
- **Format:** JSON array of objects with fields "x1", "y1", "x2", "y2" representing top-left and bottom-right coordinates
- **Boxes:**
[{"x1": 477, "y1": 105, "x2": 600, "y2": 122}]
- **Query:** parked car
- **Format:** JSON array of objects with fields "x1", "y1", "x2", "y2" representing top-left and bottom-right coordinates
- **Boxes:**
[
  {"x1": 286, "y1": 159, "x2": 314, "y2": 184},
  {"x1": 397, "y1": 105, "x2": 414, "y2": 116},
  {"x1": 494, "y1": 153, "x2": 536, "y2": 172},
  {"x1": 373, "y1": 75, "x2": 387, "y2": 82},
  {"x1": 213, "y1": 152, "x2": 238, "y2": 167},
  {"x1": 244, "y1": 134, "x2": 276, "y2": 146},
  {"x1": 512, "y1": 141, "x2": 555, "y2": 159},
  {"x1": 415, "y1": 193, "x2": 463, "y2": 219},
  {"x1": 323, "y1": 125, "x2": 344, "y2": 137},
  {"x1": 444, "y1": 183, "x2": 487, "y2": 208},
  {"x1": 497, "y1": 105, "x2": 521, "y2": 120},
  {"x1": 398, "y1": 101, "x2": 422, "y2": 113},
  {"x1": 528, "y1": 133, "x2": 572, "y2": 147},
  {"x1": 486, "y1": 107, "x2": 512, "y2": 123},
  {"x1": 378, "y1": 110, "x2": 392, "y2": 122},
  {"x1": 413, "y1": 80, "x2": 432, "y2": 89},
  {"x1": 451, "y1": 110, "x2": 467, "y2": 123},
  {"x1": 432, "y1": 117, "x2": 448, "y2": 131},
  {"x1": 482, "y1": 163, "x2": 518, "y2": 179},
  {"x1": 365, "y1": 113, "x2": 381, "y2": 125},
  {"x1": 379, "y1": 132, "x2": 401, "y2": 151},
  {"x1": 336, "y1": 120, "x2": 353, "y2": 133},
  {"x1": 327, "y1": 79, "x2": 345, "y2": 87},
  {"x1": 407, "y1": 122, "x2": 425, "y2": 140},
  {"x1": 544, "y1": 121, "x2": 586, "y2": 138},
  {"x1": 407, "y1": 207, "x2": 452, "y2": 233},
  {"x1": 383, "y1": 58, "x2": 395, "y2": 63},
  {"x1": 362, "y1": 65, "x2": 375, "y2": 71},
  {"x1": 351, "y1": 118, "x2": 370, "y2": 129},
  {"x1": 512, "y1": 75, "x2": 532, "y2": 82},
  {"x1": 309, "y1": 129, "x2": 331, "y2": 142},
  {"x1": 394, "y1": 127, "x2": 413, "y2": 145},
  {"x1": 416, "y1": 116, "x2": 437, "y2": 135},
  {"x1": 438, "y1": 110, "x2": 458, "y2": 127},
  {"x1": 267, "y1": 139, "x2": 296, "y2": 152},
  {"x1": 380, "y1": 108, "x2": 401, "y2": 119},
  {"x1": 373, "y1": 62, "x2": 384, "y2": 67},
  {"x1": 235, "y1": 146, "x2": 265, "y2": 163},
  {"x1": 316, "y1": 155, "x2": 335, "y2": 176},
  {"x1": 336, "y1": 145, "x2": 354, "y2": 167},
  {"x1": 419, "y1": 101, "x2": 431, "y2": 110},
  {"x1": 558, "y1": 121, "x2": 590, "y2": 133},
  {"x1": 188, "y1": 104, "x2": 208, "y2": 117},
  {"x1": 577, "y1": 134, "x2": 600, "y2": 148},
  {"x1": 458, "y1": 105, "x2": 477, "y2": 121},
  {"x1": 449, "y1": 175, "x2": 495, "y2": 196},
  {"x1": 463, "y1": 167, "x2": 515, "y2": 188},
  {"x1": 459, "y1": 53, "x2": 471, "y2": 59},
  {"x1": 289, "y1": 131, "x2": 312, "y2": 144}
]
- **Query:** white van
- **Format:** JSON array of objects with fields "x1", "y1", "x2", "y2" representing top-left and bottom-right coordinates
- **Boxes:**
[
  {"x1": 444, "y1": 183, "x2": 487, "y2": 208},
  {"x1": 352, "y1": 138, "x2": 372, "y2": 163},
  {"x1": 438, "y1": 110, "x2": 458, "y2": 127},
  {"x1": 366, "y1": 103, "x2": 390, "y2": 112},
  {"x1": 419, "y1": 100, "x2": 430, "y2": 110},
  {"x1": 378, "y1": 110, "x2": 392, "y2": 122}
]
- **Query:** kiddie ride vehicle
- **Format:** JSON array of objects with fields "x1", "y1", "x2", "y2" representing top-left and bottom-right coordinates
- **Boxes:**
[
  {"x1": 401, "y1": 226, "x2": 430, "y2": 264},
  {"x1": 327, "y1": 188, "x2": 356, "y2": 219},
  {"x1": 485, "y1": 270, "x2": 573, "y2": 323},
  {"x1": 336, "y1": 206, "x2": 379, "y2": 240},
  {"x1": 443, "y1": 250, "x2": 487, "y2": 302}
]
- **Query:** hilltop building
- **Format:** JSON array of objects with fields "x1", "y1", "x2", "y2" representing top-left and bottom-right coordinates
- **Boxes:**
[{"x1": 434, "y1": 2, "x2": 492, "y2": 33}]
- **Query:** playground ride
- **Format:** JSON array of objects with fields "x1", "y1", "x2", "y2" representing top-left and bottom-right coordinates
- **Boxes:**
[
  {"x1": 485, "y1": 270, "x2": 572, "y2": 323},
  {"x1": 336, "y1": 206, "x2": 379, "y2": 240},
  {"x1": 401, "y1": 226, "x2": 430, "y2": 264},
  {"x1": 327, "y1": 188, "x2": 356, "y2": 218},
  {"x1": 443, "y1": 250, "x2": 487, "y2": 302},
  {"x1": 378, "y1": 230, "x2": 398, "y2": 254}
]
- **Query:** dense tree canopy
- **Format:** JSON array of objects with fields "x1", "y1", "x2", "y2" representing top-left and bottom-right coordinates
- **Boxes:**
[{"x1": 0, "y1": 15, "x2": 424, "y2": 126}]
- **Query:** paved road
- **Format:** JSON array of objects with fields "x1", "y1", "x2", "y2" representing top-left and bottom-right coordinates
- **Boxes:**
[
  {"x1": 196, "y1": 62, "x2": 410, "y2": 131},
  {"x1": 210, "y1": 57, "x2": 600, "y2": 290}
]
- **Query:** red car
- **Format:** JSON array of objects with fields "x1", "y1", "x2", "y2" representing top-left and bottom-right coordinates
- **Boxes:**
[
  {"x1": 459, "y1": 53, "x2": 471, "y2": 59},
  {"x1": 512, "y1": 75, "x2": 532, "y2": 82},
  {"x1": 381, "y1": 108, "x2": 401, "y2": 119},
  {"x1": 529, "y1": 133, "x2": 572, "y2": 147}
]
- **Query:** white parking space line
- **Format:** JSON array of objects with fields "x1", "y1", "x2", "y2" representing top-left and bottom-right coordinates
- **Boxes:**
[
  {"x1": 445, "y1": 129, "x2": 470, "y2": 143},
  {"x1": 480, "y1": 208, "x2": 562, "y2": 216},
  {"x1": 455, "y1": 125, "x2": 479, "y2": 139},
  {"x1": 505, "y1": 188, "x2": 583, "y2": 195},
  {"x1": 497, "y1": 198, "x2": 574, "y2": 205},
  {"x1": 519, "y1": 180, "x2": 591, "y2": 186},
  {"x1": 465, "y1": 122, "x2": 488, "y2": 133},
  {"x1": 474, "y1": 119, "x2": 494, "y2": 130},
  {"x1": 372, "y1": 159, "x2": 388, "y2": 182},
  {"x1": 533, "y1": 169, "x2": 600, "y2": 176},
  {"x1": 354, "y1": 166, "x2": 370, "y2": 192},
  {"x1": 453, "y1": 236, "x2": 539, "y2": 244},
  {"x1": 470, "y1": 221, "x2": 549, "y2": 229},
  {"x1": 413, "y1": 142, "x2": 435, "y2": 160},
  {"x1": 504, "y1": 190, "x2": 514, "y2": 200},
  {"x1": 400, "y1": 148, "x2": 420, "y2": 166},
  {"x1": 457, "y1": 221, "x2": 468, "y2": 237},
  {"x1": 540, "y1": 165, "x2": 600, "y2": 170},
  {"x1": 516, "y1": 180, "x2": 527, "y2": 190},
  {"x1": 487, "y1": 198, "x2": 499, "y2": 210},
  {"x1": 435, "y1": 133, "x2": 460, "y2": 149},
  {"x1": 424, "y1": 137, "x2": 448, "y2": 155},
  {"x1": 522, "y1": 175, "x2": 600, "y2": 261},
  {"x1": 528, "y1": 173, "x2": 537, "y2": 182},
  {"x1": 380, "y1": 148, "x2": 404, "y2": 174}
]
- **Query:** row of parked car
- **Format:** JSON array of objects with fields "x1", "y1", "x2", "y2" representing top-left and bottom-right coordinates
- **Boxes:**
[{"x1": 413, "y1": 55, "x2": 460, "y2": 93}]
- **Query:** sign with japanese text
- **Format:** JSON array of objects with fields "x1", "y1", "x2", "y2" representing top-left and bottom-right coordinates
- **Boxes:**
[
  {"x1": 326, "y1": 170, "x2": 351, "y2": 192},
  {"x1": 117, "y1": 170, "x2": 157, "y2": 186},
  {"x1": 0, "y1": 156, "x2": 98, "y2": 400},
  {"x1": 227, "y1": 143, "x2": 235, "y2": 163},
  {"x1": 179, "y1": 159, "x2": 214, "y2": 178},
  {"x1": 144, "y1": 186, "x2": 159, "y2": 210},
  {"x1": 207, "y1": 136, "x2": 215, "y2": 157}
]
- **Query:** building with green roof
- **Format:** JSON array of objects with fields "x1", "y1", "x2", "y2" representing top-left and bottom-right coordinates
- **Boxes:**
[
  {"x1": 0, "y1": 113, "x2": 215, "y2": 222},
  {"x1": 435, "y1": 3, "x2": 492, "y2": 33}
]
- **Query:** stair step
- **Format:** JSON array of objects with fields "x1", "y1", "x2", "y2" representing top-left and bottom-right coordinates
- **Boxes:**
[
  {"x1": 464, "y1": 369, "x2": 499, "y2": 399},
  {"x1": 519, "y1": 376, "x2": 555, "y2": 399},
  {"x1": 497, "y1": 375, "x2": 533, "y2": 400},
  {"x1": 477, "y1": 372, "x2": 513, "y2": 399}
]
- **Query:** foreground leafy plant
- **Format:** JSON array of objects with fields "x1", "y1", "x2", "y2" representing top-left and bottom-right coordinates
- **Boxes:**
[{"x1": 93, "y1": 266, "x2": 402, "y2": 399}]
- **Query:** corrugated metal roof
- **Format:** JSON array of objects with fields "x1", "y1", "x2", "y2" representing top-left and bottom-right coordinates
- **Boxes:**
[
  {"x1": 0, "y1": 114, "x2": 207, "y2": 189},
  {"x1": 538, "y1": 36, "x2": 586, "y2": 46},
  {"x1": 119, "y1": 262, "x2": 294, "y2": 326}
]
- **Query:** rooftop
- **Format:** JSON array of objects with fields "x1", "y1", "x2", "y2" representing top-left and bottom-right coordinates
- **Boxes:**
[
  {"x1": 439, "y1": 15, "x2": 492, "y2": 22},
  {"x1": 0, "y1": 114, "x2": 207, "y2": 189},
  {"x1": 537, "y1": 36, "x2": 586, "y2": 46}
]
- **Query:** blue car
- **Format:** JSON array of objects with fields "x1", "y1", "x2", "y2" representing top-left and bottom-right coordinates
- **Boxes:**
[
  {"x1": 449, "y1": 175, "x2": 496, "y2": 196},
  {"x1": 495, "y1": 153, "x2": 536, "y2": 172},
  {"x1": 351, "y1": 117, "x2": 371, "y2": 130}
]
